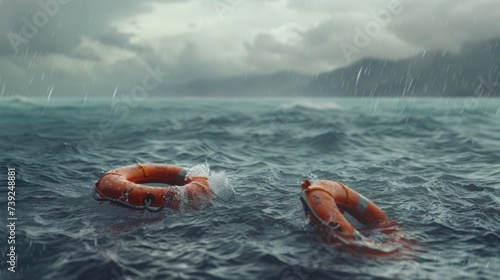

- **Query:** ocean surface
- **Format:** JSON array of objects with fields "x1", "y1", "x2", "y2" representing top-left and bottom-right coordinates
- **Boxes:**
[{"x1": 0, "y1": 97, "x2": 499, "y2": 280}]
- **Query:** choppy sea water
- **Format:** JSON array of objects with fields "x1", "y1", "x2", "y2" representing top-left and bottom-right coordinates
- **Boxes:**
[{"x1": 0, "y1": 97, "x2": 499, "y2": 280}]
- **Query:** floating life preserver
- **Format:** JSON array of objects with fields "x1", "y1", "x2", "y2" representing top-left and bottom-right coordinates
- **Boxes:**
[
  {"x1": 94, "y1": 164, "x2": 210, "y2": 212},
  {"x1": 300, "y1": 180, "x2": 408, "y2": 257}
]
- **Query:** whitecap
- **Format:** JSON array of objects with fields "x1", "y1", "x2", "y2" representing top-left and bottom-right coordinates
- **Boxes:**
[{"x1": 279, "y1": 99, "x2": 345, "y2": 111}]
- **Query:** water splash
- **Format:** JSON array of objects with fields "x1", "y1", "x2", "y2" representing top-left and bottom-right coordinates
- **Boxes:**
[
  {"x1": 187, "y1": 163, "x2": 210, "y2": 178},
  {"x1": 187, "y1": 163, "x2": 235, "y2": 203}
]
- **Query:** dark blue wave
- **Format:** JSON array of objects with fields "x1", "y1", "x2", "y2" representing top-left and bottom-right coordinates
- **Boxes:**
[{"x1": 0, "y1": 98, "x2": 499, "y2": 280}]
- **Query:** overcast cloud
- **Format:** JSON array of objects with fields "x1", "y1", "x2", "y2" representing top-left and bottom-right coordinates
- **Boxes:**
[{"x1": 0, "y1": 0, "x2": 499, "y2": 98}]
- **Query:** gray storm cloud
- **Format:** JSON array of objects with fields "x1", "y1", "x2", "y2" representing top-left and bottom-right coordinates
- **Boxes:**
[{"x1": 0, "y1": 0, "x2": 499, "y2": 97}]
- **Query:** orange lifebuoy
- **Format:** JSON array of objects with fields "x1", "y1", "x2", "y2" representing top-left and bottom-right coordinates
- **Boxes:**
[
  {"x1": 300, "y1": 180, "x2": 408, "y2": 257},
  {"x1": 94, "y1": 164, "x2": 210, "y2": 211}
]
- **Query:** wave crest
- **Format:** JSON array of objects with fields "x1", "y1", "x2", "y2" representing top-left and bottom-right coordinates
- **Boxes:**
[{"x1": 279, "y1": 100, "x2": 345, "y2": 111}]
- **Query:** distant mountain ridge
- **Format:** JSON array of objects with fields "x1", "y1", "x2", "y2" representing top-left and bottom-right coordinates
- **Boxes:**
[
  {"x1": 158, "y1": 37, "x2": 500, "y2": 97},
  {"x1": 309, "y1": 37, "x2": 500, "y2": 97}
]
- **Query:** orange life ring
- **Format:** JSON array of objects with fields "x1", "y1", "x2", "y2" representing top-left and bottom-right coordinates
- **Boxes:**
[
  {"x1": 94, "y1": 164, "x2": 210, "y2": 211},
  {"x1": 300, "y1": 179, "x2": 406, "y2": 257}
]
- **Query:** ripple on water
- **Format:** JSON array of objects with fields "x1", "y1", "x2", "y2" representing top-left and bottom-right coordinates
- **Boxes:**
[{"x1": 1, "y1": 98, "x2": 499, "y2": 280}]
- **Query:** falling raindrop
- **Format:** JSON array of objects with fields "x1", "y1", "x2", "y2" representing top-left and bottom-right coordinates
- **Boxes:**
[
  {"x1": 112, "y1": 85, "x2": 118, "y2": 100},
  {"x1": 47, "y1": 85, "x2": 53, "y2": 102},
  {"x1": 356, "y1": 66, "x2": 363, "y2": 87},
  {"x1": 0, "y1": 79, "x2": 4, "y2": 97},
  {"x1": 82, "y1": 91, "x2": 88, "y2": 108},
  {"x1": 121, "y1": 42, "x2": 128, "y2": 54}
]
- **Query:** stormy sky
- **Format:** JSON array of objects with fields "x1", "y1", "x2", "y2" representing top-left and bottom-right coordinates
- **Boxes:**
[{"x1": 0, "y1": 0, "x2": 499, "y2": 98}]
